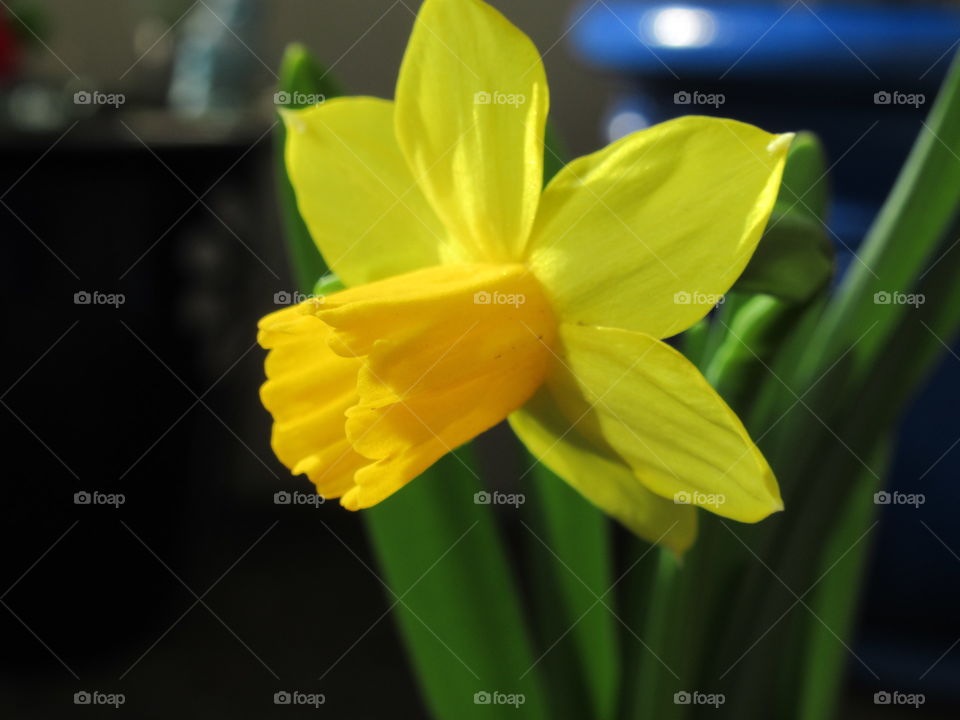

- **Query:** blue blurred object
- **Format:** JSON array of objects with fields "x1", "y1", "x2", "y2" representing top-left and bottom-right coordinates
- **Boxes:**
[
  {"x1": 569, "y1": 0, "x2": 960, "y2": 704},
  {"x1": 571, "y1": 2, "x2": 960, "y2": 79}
]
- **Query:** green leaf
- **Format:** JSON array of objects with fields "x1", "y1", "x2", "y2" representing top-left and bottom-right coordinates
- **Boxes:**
[
  {"x1": 275, "y1": 43, "x2": 343, "y2": 293},
  {"x1": 798, "y1": 50, "x2": 960, "y2": 388},
  {"x1": 366, "y1": 449, "x2": 548, "y2": 720}
]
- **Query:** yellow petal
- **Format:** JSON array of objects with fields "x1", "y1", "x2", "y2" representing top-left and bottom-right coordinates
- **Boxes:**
[
  {"x1": 526, "y1": 116, "x2": 792, "y2": 338},
  {"x1": 282, "y1": 97, "x2": 449, "y2": 286},
  {"x1": 395, "y1": 0, "x2": 548, "y2": 263},
  {"x1": 258, "y1": 304, "x2": 367, "y2": 498},
  {"x1": 547, "y1": 323, "x2": 782, "y2": 523},
  {"x1": 313, "y1": 263, "x2": 557, "y2": 510},
  {"x1": 509, "y1": 387, "x2": 697, "y2": 555}
]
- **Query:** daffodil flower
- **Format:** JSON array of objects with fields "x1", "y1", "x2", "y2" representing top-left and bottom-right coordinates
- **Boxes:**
[{"x1": 258, "y1": 0, "x2": 791, "y2": 553}]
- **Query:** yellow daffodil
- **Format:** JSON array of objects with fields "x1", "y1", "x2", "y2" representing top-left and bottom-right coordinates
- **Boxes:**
[{"x1": 258, "y1": 0, "x2": 791, "y2": 553}]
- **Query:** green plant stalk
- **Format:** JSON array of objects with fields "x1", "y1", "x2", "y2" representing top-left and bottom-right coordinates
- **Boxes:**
[
  {"x1": 525, "y1": 529, "x2": 595, "y2": 720},
  {"x1": 615, "y1": 538, "x2": 659, "y2": 720},
  {"x1": 367, "y1": 449, "x2": 548, "y2": 720},
  {"x1": 632, "y1": 548, "x2": 683, "y2": 719}
]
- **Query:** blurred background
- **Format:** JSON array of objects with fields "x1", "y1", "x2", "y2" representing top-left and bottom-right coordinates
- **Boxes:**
[{"x1": 1, "y1": 0, "x2": 958, "y2": 717}]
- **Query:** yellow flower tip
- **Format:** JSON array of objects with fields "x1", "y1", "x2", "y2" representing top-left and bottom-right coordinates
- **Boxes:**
[
  {"x1": 769, "y1": 488, "x2": 786, "y2": 514},
  {"x1": 768, "y1": 131, "x2": 796, "y2": 156},
  {"x1": 340, "y1": 487, "x2": 362, "y2": 512},
  {"x1": 260, "y1": 264, "x2": 558, "y2": 509}
]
